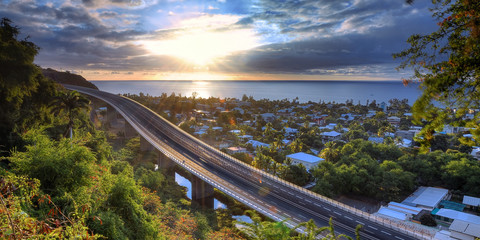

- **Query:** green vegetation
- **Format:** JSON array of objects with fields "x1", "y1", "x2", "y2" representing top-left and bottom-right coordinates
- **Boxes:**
[
  {"x1": 1, "y1": 17, "x2": 366, "y2": 240},
  {"x1": 236, "y1": 210, "x2": 361, "y2": 240},
  {"x1": 394, "y1": 0, "x2": 480, "y2": 150},
  {"x1": 313, "y1": 139, "x2": 480, "y2": 201},
  {"x1": 0, "y1": 18, "x2": 243, "y2": 239},
  {"x1": 42, "y1": 68, "x2": 99, "y2": 90}
]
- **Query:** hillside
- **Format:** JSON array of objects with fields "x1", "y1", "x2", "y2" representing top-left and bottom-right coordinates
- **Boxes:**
[{"x1": 42, "y1": 68, "x2": 98, "y2": 90}]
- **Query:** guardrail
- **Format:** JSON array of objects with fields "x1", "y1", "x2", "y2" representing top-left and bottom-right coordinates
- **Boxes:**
[{"x1": 68, "y1": 85, "x2": 434, "y2": 240}]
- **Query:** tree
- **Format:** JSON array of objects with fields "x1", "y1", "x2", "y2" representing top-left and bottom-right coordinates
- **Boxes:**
[
  {"x1": 419, "y1": 214, "x2": 437, "y2": 227},
  {"x1": 394, "y1": 0, "x2": 480, "y2": 149},
  {"x1": 236, "y1": 210, "x2": 291, "y2": 240},
  {"x1": 50, "y1": 90, "x2": 90, "y2": 138},
  {"x1": 0, "y1": 18, "x2": 56, "y2": 154}
]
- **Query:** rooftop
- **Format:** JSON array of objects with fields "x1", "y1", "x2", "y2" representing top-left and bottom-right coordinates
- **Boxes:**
[
  {"x1": 449, "y1": 220, "x2": 480, "y2": 238},
  {"x1": 377, "y1": 206, "x2": 407, "y2": 221},
  {"x1": 463, "y1": 196, "x2": 480, "y2": 207},
  {"x1": 320, "y1": 131, "x2": 341, "y2": 137},
  {"x1": 286, "y1": 152, "x2": 324, "y2": 163},
  {"x1": 404, "y1": 187, "x2": 449, "y2": 209},
  {"x1": 433, "y1": 208, "x2": 480, "y2": 224}
]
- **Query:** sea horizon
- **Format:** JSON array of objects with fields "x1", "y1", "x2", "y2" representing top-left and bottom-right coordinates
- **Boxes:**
[{"x1": 90, "y1": 80, "x2": 420, "y2": 105}]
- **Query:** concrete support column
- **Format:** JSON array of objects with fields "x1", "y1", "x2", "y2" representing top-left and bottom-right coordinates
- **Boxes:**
[
  {"x1": 191, "y1": 175, "x2": 214, "y2": 208},
  {"x1": 157, "y1": 150, "x2": 175, "y2": 177},
  {"x1": 140, "y1": 136, "x2": 155, "y2": 152},
  {"x1": 124, "y1": 121, "x2": 137, "y2": 138},
  {"x1": 107, "y1": 106, "x2": 118, "y2": 124}
]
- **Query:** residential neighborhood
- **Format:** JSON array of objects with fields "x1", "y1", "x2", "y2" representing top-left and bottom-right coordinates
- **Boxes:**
[{"x1": 121, "y1": 92, "x2": 480, "y2": 240}]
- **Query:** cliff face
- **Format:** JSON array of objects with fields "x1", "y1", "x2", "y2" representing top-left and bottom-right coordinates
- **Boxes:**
[{"x1": 42, "y1": 68, "x2": 98, "y2": 90}]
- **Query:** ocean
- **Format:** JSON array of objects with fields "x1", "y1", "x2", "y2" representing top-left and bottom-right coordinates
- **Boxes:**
[{"x1": 90, "y1": 80, "x2": 421, "y2": 105}]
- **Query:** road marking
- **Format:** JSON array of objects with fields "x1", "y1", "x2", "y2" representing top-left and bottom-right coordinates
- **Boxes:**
[
  {"x1": 381, "y1": 231, "x2": 392, "y2": 236},
  {"x1": 368, "y1": 226, "x2": 378, "y2": 230},
  {"x1": 314, "y1": 203, "x2": 322, "y2": 207},
  {"x1": 333, "y1": 211, "x2": 341, "y2": 216},
  {"x1": 355, "y1": 220, "x2": 365, "y2": 225},
  {"x1": 299, "y1": 214, "x2": 306, "y2": 218},
  {"x1": 305, "y1": 199, "x2": 312, "y2": 203},
  {"x1": 323, "y1": 207, "x2": 331, "y2": 211},
  {"x1": 395, "y1": 236, "x2": 404, "y2": 240},
  {"x1": 344, "y1": 216, "x2": 353, "y2": 220}
]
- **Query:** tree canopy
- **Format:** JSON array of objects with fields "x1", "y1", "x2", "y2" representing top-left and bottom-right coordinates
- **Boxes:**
[{"x1": 394, "y1": 0, "x2": 480, "y2": 148}]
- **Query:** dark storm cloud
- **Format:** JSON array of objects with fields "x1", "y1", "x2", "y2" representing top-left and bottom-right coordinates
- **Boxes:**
[
  {"x1": 0, "y1": 0, "x2": 156, "y2": 70},
  {"x1": 80, "y1": 0, "x2": 153, "y2": 8},
  {"x1": 217, "y1": 5, "x2": 436, "y2": 76},
  {"x1": 0, "y1": 0, "x2": 438, "y2": 78}
]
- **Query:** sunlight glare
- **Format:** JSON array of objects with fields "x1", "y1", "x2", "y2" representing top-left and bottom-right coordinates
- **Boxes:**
[{"x1": 142, "y1": 28, "x2": 258, "y2": 66}]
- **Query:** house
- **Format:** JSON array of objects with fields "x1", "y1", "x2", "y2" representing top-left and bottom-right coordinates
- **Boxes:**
[
  {"x1": 286, "y1": 152, "x2": 324, "y2": 170},
  {"x1": 227, "y1": 147, "x2": 247, "y2": 154},
  {"x1": 395, "y1": 130, "x2": 415, "y2": 140},
  {"x1": 284, "y1": 127, "x2": 298, "y2": 136},
  {"x1": 246, "y1": 140, "x2": 270, "y2": 149},
  {"x1": 432, "y1": 208, "x2": 480, "y2": 226},
  {"x1": 375, "y1": 202, "x2": 422, "y2": 221},
  {"x1": 259, "y1": 113, "x2": 276, "y2": 122},
  {"x1": 402, "y1": 187, "x2": 449, "y2": 210},
  {"x1": 448, "y1": 219, "x2": 480, "y2": 240},
  {"x1": 379, "y1": 101, "x2": 387, "y2": 112},
  {"x1": 376, "y1": 206, "x2": 408, "y2": 221},
  {"x1": 387, "y1": 116, "x2": 401, "y2": 126},
  {"x1": 368, "y1": 137, "x2": 384, "y2": 144},
  {"x1": 320, "y1": 131, "x2": 342, "y2": 142},
  {"x1": 463, "y1": 196, "x2": 480, "y2": 211},
  {"x1": 232, "y1": 107, "x2": 245, "y2": 114},
  {"x1": 229, "y1": 130, "x2": 241, "y2": 135},
  {"x1": 470, "y1": 147, "x2": 480, "y2": 160},
  {"x1": 238, "y1": 135, "x2": 254, "y2": 141},
  {"x1": 366, "y1": 110, "x2": 376, "y2": 118},
  {"x1": 326, "y1": 123, "x2": 337, "y2": 130}
]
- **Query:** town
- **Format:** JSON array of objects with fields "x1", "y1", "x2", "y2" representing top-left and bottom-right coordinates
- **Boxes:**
[{"x1": 95, "y1": 92, "x2": 480, "y2": 240}]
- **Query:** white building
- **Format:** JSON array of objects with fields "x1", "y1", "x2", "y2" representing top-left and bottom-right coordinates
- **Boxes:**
[
  {"x1": 463, "y1": 196, "x2": 480, "y2": 211},
  {"x1": 387, "y1": 116, "x2": 401, "y2": 126},
  {"x1": 471, "y1": 147, "x2": 480, "y2": 160},
  {"x1": 286, "y1": 152, "x2": 324, "y2": 170},
  {"x1": 259, "y1": 113, "x2": 276, "y2": 122},
  {"x1": 320, "y1": 131, "x2": 342, "y2": 142},
  {"x1": 227, "y1": 147, "x2": 247, "y2": 154},
  {"x1": 284, "y1": 127, "x2": 298, "y2": 136},
  {"x1": 449, "y1": 219, "x2": 480, "y2": 240},
  {"x1": 247, "y1": 140, "x2": 270, "y2": 149},
  {"x1": 402, "y1": 187, "x2": 449, "y2": 210}
]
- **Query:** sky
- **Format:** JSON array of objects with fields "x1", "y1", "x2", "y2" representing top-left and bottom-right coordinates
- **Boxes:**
[{"x1": 1, "y1": 0, "x2": 438, "y2": 80}]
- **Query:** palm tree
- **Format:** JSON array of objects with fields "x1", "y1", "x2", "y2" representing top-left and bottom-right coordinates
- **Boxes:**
[
  {"x1": 293, "y1": 219, "x2": 329, "y2": 240},
  {"x1": 294, "y1": 218, "x2": 357, "y2": 240},
  {"x1": 236, "y1": 210, "x2": 291, "y2": 240},
  {"x1": 50, "y1": 90, "x2": 90, "y2": 138}
]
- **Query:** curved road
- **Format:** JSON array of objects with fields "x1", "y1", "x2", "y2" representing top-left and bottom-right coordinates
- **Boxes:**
[{"x1": 66, "y1": 85, "x2": 428, "y2": 240}]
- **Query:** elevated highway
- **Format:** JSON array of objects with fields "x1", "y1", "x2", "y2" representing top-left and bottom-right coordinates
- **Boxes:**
[{"x1": 66, "y1": 84, "x2": 431, "y2": 240}]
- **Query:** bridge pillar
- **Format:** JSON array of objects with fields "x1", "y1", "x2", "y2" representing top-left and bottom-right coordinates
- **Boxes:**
[
  {"x1": 157, "y1": 150, "x2": 175, "y2": 177},
  {"x1": 140, "y1": 136, "x2": 155, "y2": 152},
  {"x1": 124, "y1": 121, "x2": 137, "y2": 138},
  {"x1": 107, "y1": 106, "x2": 118, "y2": 125},
  {"x1": 191, "y1": 175, "x2": 214, "y2": 209}
]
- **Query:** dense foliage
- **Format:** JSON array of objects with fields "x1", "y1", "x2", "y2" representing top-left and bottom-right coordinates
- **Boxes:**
[{"x1": 394, "y1": 0, "x2": 480, "y2": 149}]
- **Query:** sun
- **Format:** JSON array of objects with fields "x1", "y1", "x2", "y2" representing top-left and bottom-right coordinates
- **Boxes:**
[{"x1": 141, "y1": 28, "x2": 258, "y2": 66}]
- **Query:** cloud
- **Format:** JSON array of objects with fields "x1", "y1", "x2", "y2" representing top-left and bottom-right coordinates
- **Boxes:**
[
  {"x1": 80, "y1": 0, "x2": 159, "y2": 9},
  {"x1": 215, "y1": 6, "x2": 437, "y2": 76},
  {"x1": 0, "y1": 0, "x2": 437, "y2": 79}
]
